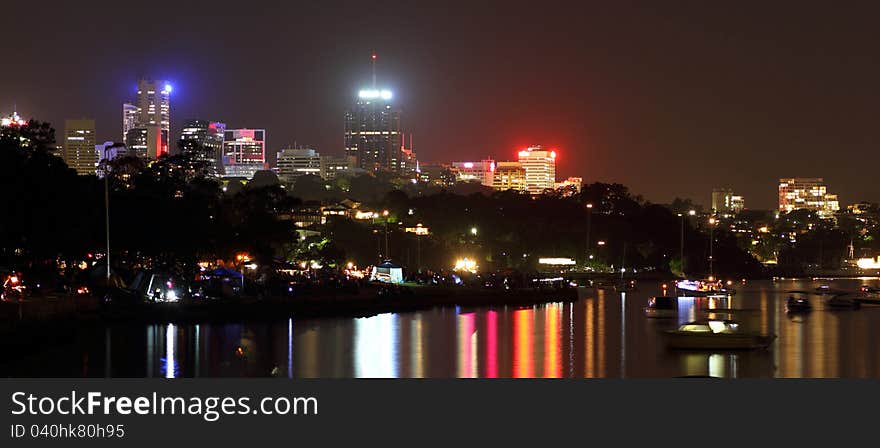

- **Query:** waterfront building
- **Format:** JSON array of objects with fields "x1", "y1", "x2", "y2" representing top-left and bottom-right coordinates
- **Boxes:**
[
  {"x1": 518, "y1": 145, "x2": 556, "y2": 195},
  {"x1": 778, "y1": 178, "x2": 839, "y2": 218},
  {"x1": 62, "y1": 118, "x2": 97, "y2": 175},
  {"x1": 222, "y1": 128, "x2": 266, "y2": 179}
]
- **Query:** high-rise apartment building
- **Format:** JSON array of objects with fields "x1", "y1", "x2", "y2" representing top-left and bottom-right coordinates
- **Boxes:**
[
  {"x1": 179, "y1": 119, "x2": 225, "y2": 176},
  {"x1": 122, "y1": 103, "x2": 138, "y2": 141},
  {"x1": 778, "y1": 178, "x2": 839, "y2": 218},
  {"x1": 517, "y1": 146, "x2": 556, "y2": 195},
  {"x1": 62, "y1": 119, "x2": 97, "y2": 175},
  {"x1": 135, "y1": 79, "x2": 171, "y2": 158},
  {"x1": 125, "y1": 125, "x2": 162, "y2": 159},
  {"x1": 222, "y1": 128, "x2": 266, "y2": 179}
]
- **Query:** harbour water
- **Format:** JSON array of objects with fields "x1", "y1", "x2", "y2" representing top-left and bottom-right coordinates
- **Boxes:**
[{"x1": 5, "y1": 279, "x2": 880, "y2": 378}]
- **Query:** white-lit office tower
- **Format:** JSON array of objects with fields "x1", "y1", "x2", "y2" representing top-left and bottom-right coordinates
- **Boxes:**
[
  {"x1": 517, "y1": 145, "x2": 557, "y2": 195},
  {"x1": 62, "y1": 119, "x2": 97, "y2": 175}
]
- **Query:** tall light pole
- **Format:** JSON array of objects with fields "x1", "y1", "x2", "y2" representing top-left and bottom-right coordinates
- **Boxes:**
[
  {"x1": 585, "y1": 203, "x2": 593, "y2": 263},
  {"x1": 708, "y1": 217, "x2": 716, "y2": 279},
  {"x1": 104, "y1": 170, "x2": 110, "y2": 282},
  {"x1": 677, "y1": 210, "x2": 695, "y2": 275},
  {"x1": 383, "y1": 210, "x2": 390, "y2": 260}
]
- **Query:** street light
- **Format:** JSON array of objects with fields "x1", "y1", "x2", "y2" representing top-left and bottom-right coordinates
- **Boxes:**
[
  {"x1": 104, "y1": 165, "x2": 111, "y2": 283},
  {"x1": 677, "y1": 209, "x2": 695, "y2": 275},
  {"x1": 708, "y1": 217, "x2": 717, "y2": 279},
  {"x1": 383, "y1": 210, "x2": 390, "y2": 260},
  {"x1": 586, "y1": 203, "x2": 593, "y2": 262},
  {"x1": 236, "y1": 253, "x2": 250, "y2": 292}
]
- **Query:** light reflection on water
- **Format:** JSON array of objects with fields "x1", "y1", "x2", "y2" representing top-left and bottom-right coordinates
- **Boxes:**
[{"x1": 8, "y1": 279, "x2": 880, "y2": 378}]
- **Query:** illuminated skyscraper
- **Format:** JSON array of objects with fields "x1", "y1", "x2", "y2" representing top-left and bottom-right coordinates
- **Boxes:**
[
  {"x1": 125, "y1": 125, "x2": 162, "y2": 159},
  {"x1": 62, "y1": 118, "x2": 97, "y2": 175},
  {"x1": 344, "y1": 54, "x2": 401, "y2": 172},
  {"x1": 122, "y1": 103, "x2": 138, "y2": 141},
  {"x1": 492, "y1": 161, "x2": 527, "y2": 192},
  {"x1": 222, "y1": 128, "x2": 266, "y2": 179},
  {"x1": 778, "y1": 178, "x2": 839, "y2": 218},
  {"x1": 517, "y1": 145, "x2": 556, "y2": 195},
  {"x1": 179, "y1": 119, "x2": 225, "y2": 176},
  {"x1": 135, "y1": 79, "x2": 171, "y2": 157},
  {"x1": 344, "y1": 89, "x2": 401, "y2": 172}
]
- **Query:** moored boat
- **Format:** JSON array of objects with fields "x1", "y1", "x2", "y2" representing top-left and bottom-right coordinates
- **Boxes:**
[
  {"x1": 675, "y1": 279, "x2": 735, "y2": 297},
  {"x1": 644, "y1": 296, "x2": 676, "y2": 318},
  {"x1": 663, "y1": 320, "x2": 775, "y2": 350},
  {"x1": 785, "y1": 292, "x2": 812, "y2": 313}
]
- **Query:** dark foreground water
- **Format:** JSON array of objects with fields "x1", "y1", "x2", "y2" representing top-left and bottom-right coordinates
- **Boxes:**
[{"x1": 5, "y1": 279, "x2": 880, "y2": 378}]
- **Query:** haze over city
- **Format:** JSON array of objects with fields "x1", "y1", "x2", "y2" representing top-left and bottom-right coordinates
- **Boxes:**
[{"x1": 2, "y1": 1, "x2": 880, "y2": 208}]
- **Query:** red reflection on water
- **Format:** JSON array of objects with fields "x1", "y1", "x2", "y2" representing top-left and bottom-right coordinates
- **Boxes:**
[
  {"x1": 458, "y1": 313, "x2": 476, "y2": 378},
  {"x1": 486, "y1": 311, "x2": 498, "y2": 378},
  {"x1": 513, "y1": 308, "x2": 534, "y2": 378},
  {"x1": 544, "y1": 305, "x2": 561, "y2": 378}
]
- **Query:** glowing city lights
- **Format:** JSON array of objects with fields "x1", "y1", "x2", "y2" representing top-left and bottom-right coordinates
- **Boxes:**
[
  {"x1": 358, "y1": 89, "x2": 393, "y2": 100},
  {"x1": 857, "y1": 257, "x2": 880, "y2": 269},
  {"x1": 454, "y1": 258, "x2": 478, "y2": 273},
  {"x1": 538, "y1": 258, "x2": 577, "y2": 265}
]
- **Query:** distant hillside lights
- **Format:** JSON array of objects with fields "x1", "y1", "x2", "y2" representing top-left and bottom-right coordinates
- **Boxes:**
[{"x1": 1, "y1": 110, "x2": 26, "y2": 127}]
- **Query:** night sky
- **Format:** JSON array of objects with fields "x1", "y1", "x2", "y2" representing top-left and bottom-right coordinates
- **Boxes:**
[{"x1": 2, "y1": 1, "x2": 877, "y2": 209}]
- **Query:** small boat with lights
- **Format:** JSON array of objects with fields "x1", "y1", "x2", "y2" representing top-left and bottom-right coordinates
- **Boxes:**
[
  {"x1": 663, "y1": 320, "x2": 775, "y2": 350},
  {"x1": 785, "y1": 291, "x2": 812, "y2": 313},
  {"x1": 644, "y1": 296, "x2": 676, "y2": 318},
  {"x1": 675, "y1": 279, "x2": 735, "y2": 297}
]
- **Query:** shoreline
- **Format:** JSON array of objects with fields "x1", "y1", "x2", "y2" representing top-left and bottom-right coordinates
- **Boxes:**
[
  {"x1": 0, "y1": 285, "x2": 579, "y2": 361},
  {"x1": 1, "y1": 285, "x2": 580, "y2": 328}
]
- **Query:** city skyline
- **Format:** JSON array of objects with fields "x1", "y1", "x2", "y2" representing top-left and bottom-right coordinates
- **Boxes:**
[{"x1": 2, "y1": 2, "x2": 880, "y2": 209}]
